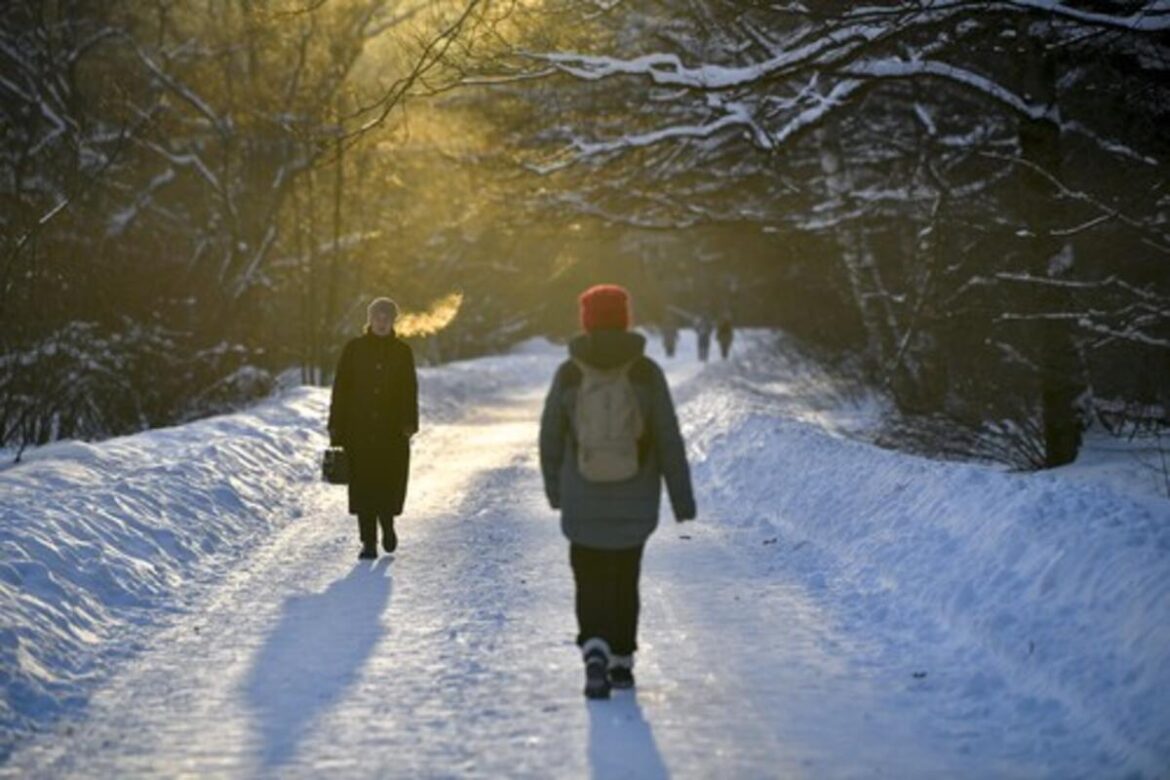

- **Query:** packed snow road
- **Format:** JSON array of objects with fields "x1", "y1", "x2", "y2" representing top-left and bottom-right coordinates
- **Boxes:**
[{"x1": 3, "y1": 334, "x2": 1167, "y2": 778}]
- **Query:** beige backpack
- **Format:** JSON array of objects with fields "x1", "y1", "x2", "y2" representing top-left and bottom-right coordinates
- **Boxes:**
[{"x1": 572, "y1": 358, "x2": 645, "y2": 482}]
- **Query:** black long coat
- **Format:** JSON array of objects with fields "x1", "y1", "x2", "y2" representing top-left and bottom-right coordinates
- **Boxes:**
[{"x1": 328, "y1": 331, "x2": 419, "y2": 516}]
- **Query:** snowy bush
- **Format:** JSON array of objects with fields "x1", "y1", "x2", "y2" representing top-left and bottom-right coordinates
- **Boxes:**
[{"x1": 1, "y1": 321, "x2": 272, "y2": 459}]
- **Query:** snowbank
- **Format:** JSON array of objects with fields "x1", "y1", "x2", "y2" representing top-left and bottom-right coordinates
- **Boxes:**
[
  {"x1": 685, "y1": 384, "x2": 1170, "y2": 775},
  {"x1": 0, "y1": 388, "x2": 329, "y2": 756}
]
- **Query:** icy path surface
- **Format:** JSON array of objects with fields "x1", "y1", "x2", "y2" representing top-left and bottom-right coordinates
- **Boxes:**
[
  {"x1": 3, "y1": 334, "x2": 1167, "y2": 778},
  {"x1": 2, "y1": 348, "x2": 947, "y2": 779}
]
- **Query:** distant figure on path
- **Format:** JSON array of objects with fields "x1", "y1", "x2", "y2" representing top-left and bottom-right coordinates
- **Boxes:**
[
  {"x1": 329, "y1": 297, "x2": 419, "y2": 560},
  {"x1": 696, "y1": 316, "x2": 712, "y2": 362},
  {"x1": 661, "y1": 321, "x2": 679, "y2": 358},
  {"x1": 540, "y1": 284, "x2": 696, "y2": 699},
  {"x1": 716, "y1": 314, "x2": 734, "y2": 360}
]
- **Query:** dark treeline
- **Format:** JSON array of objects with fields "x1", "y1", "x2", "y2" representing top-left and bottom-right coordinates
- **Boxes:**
[{"x1": 3, "y1": 0, "x2": 1169, "y2": 469}]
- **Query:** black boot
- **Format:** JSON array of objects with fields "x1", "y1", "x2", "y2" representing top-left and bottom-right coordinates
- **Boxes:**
[
  {"x1": 381, "y1": 517, "x2": 398, "y2": 554},
  {"x1": 608, "y1": 654, "x2": 636, "y2": 687},
  {"x1": 358, "y1": 514, "x2": 378, "y2": 559},
  {"x1": 608, "y1": 654, "x2": 635, "y2": 689},
  {"x1": 608, "y1": 667, "x2": 634, "y2": 688},
  {"x1": 582, "y1": 638, "x2": 611, "y2": 700}
]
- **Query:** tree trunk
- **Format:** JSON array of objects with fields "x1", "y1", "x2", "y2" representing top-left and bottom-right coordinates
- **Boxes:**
[
  {"x1": 307, "y1": 168, "x2": 321, "y2": 386},
  {"x1": 325, "y1": 132, "x2": 344, "y2": 384},
  {"x1": 815, "y1": 127, "x2": 900, "y2": 372},
  {"x1": 1018, "y1": 19, "x2": 1083, "y2": 468}
]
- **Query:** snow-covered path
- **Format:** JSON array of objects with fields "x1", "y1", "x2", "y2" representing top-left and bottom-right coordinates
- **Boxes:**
[
  {"x1": 3, "y1": 335, "x2": 1168, "y2": 778},
  {"x1": 1, "y1": 348, "x2": 953, "y2": 779}
]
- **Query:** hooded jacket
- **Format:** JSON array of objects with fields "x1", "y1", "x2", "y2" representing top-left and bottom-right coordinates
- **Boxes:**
[{"x1": 539, "y1": 330, "x2": 696, "y2": 549}]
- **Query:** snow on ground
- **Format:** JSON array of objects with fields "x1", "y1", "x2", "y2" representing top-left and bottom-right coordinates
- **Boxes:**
[
  {"x1": 1, "y1": 330, "x2": 1168, "y2": 778},
  {"x1": 0, "y1": 351, "x2": 519, "y2": 757},
  {"x1": 0, "y1": 391, "x2": 323, "y2": 753},
  {"x1": 1054, "y1": 431, "x2": 1170, "y2": 507}
]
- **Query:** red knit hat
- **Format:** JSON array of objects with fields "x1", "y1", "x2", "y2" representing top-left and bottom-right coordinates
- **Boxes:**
[{"x1": 579, "y1": 284, "x2": 632, "y2": 332}]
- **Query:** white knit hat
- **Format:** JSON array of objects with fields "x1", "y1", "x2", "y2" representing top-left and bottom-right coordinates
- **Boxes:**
[{"x1": 366, "y1": 297, "x2": 398, "y2": 322}]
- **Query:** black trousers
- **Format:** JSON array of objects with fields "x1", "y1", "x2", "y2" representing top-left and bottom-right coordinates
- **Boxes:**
[
  {"x1": 570, "y1": 543, "x2": 645, "y2": 656},
  {"x1": 357, "y1": 513, "x2": 395, "y2": 548}
]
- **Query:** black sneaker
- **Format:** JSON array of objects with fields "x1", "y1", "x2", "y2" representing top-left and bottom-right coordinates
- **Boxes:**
[
  {"x1": 358, "y1": 545, "x2": 378, "y2": 560},
  {"x1": 382, "y1": 524, "x2": 397, "y2": 554},
  {"x1": 584, "y1": 649, "x2": 611, "y2": 700},
  {"x1": 608, "y1": 667, "x2": 635, "y2": 689}
]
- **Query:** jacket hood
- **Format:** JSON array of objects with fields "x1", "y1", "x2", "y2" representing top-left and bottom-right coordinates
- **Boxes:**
[{"x1": 568, "y1": 331, "x2": 646, "y2": 370}]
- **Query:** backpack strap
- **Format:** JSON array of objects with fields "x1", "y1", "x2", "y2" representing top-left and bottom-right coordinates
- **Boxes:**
[
  {"x1": 571, "y1": 357, "x2": 636, "y2": 378},
  {"x1": 563, "y1": 356, "x2": 652, "y2": 386}
]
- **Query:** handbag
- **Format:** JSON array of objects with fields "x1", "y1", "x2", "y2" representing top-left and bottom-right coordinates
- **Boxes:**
[{"x1": 322, "y1": 446, "x2": 349, "y2": 485}]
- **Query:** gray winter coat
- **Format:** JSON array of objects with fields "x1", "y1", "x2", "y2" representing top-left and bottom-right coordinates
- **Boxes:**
[{"x1": 539, "y1": 331, "x2": 696, "y2": 549}]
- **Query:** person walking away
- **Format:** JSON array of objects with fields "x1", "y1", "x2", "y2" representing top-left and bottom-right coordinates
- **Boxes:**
[
  {"x1": 329, "y1": 297, "x2": 419, "y2": 560},
  {"x1": 661, "y1": 322, "x2": 678, "y2": 358},
  {"x1": 716, "y1": 314, "x2": 734, "y2": 360},
  {"x1": 539, "y1": 284, "x2": 696, "y2": 699},
  {"x1": 696, "y1": 316, "x2": 713, "y2": 362}
]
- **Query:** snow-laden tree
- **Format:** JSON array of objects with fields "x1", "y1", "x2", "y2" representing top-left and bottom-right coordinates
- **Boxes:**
[{"x1": 483, "y1": 0, "x2": 1170, "y2": 467}]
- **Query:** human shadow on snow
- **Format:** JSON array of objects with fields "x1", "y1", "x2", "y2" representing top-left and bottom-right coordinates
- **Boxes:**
[
  {"x1": 242, "y1": 558, "x2": 393, "y2": 770},
  {"x1": 587, "y1": 691, "x2": 669, "y2": 780}
]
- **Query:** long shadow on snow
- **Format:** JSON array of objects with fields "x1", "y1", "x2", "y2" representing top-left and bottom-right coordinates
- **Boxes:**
[
  {"x1": 241, "y1": 558, "x2": 393, "y2": 770},
  {"x1": 588, "y1": 692, "x2": 669, "y2": 779},
  {"x1": 452, "y1": 461, "x2": 670, "y2": 778}
]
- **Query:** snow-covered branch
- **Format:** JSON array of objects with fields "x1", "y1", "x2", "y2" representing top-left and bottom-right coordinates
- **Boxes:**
[
  {"x1": 980, "y1": 152, "x2": 1170, "y2": 254},
  {"x1": 142, "y1": 141, "x2": 226, "y2": 199},
  {"x1": 997, "y1": 312, "x2": 1170, "y2": 349},
  {"x1": 532, "y1": 21, "x2": 887, "y2": 90},
  {"x1": 844, "y1": 58, "x2": 1054, "y2": 122},
  {"x1": 133, "y1": 45, "x2": 230, "y2": 138},
  {"x1": 1002, "y1": 0, "x2": 1170, "y2": 33}
]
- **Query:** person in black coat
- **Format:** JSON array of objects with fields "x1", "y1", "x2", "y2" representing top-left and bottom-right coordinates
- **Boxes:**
[
  {"x1": 328, "y1": 297, "x2": 419, "y2": 559},
  {"x1": 716, "y1": 314, "x2": 734, "y2": 360},
  {"x1": 696, "y1": 316, "x2": 712, "y2": 362}
]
